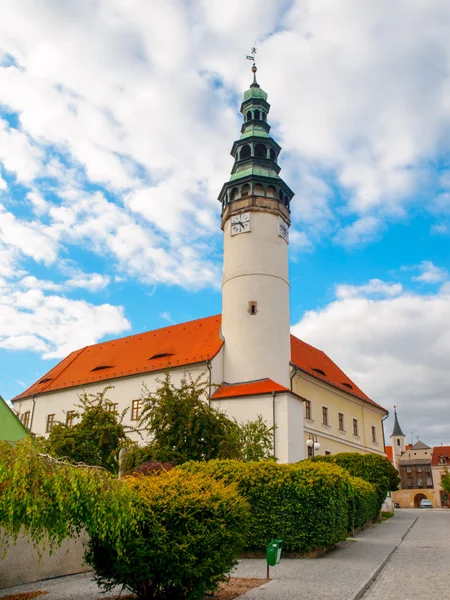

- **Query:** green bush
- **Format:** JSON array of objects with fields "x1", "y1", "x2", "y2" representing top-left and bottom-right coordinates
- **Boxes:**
[
  {"x1": 85, "y1": 469, "x2": 249, "y2": 600},
  {"x1": 179, "y1": 460, "x2": 356, "y2": 553},
  {"x1": 311, "y1": 452, "x2": 400, "y2": 509},
  {"x1": 347, "y1": 476, "x2": 379, "y2": 532}
]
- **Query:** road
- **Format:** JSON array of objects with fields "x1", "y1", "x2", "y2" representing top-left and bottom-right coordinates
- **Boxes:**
[{"x1": 363, "y1": 509, "x2": 450, "y2": 600}]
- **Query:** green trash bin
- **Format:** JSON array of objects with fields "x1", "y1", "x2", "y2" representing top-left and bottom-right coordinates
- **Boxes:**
[{"x1": 266, "y1": 539, "x2": 283, "y2": 567}]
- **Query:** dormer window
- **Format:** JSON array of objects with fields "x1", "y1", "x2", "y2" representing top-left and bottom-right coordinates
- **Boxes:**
[
  {"x1": 149, "y1": 353, "x2": 173, "y2": 360},
  {"x1": 91, "y1": 365, "x2": 114, "y2": 372},
  {"x1": 312, "y1": 368, "x2": 326, "y2": 376}
]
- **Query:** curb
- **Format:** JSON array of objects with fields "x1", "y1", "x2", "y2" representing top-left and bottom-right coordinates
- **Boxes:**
[{"x1": 345, "y1": 515, "x2": 418, "y2": 600}]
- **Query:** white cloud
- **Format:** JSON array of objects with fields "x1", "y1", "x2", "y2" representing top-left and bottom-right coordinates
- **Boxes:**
[
  {"x1": 412, "y1": 261, "x2": 448, "y2": 284},
  {"x1": 0, "y1": 286, "x2": 130, "y2": 359},
  {"x1": 160, "y1": 311, "x2": 175, "y2": 324},
  {"x1": 334, "y1": 216, "x2": 383, "y2": 247},
  {"x1": 336, "y1": 279, "x2": 403, "y2": 300},
  {"x1": 292, "y1": 282, "x2": 450, "y2": 446}
]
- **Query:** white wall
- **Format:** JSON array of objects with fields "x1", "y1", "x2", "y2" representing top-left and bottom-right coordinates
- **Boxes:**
[
  {"x1": 221, "y1": 211, "x2": 290, "y2": 387},
  {"x1": 13, "y1": 358, "x2": 223, "y2": 442},
  {"x1": 212, "y1": 391, "x2": 304, "y2": 463}
]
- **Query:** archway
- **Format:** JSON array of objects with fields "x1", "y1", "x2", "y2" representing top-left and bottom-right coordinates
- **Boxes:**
[{"x1": 414, "y1": 493, "x2": 427, "y2": 508}]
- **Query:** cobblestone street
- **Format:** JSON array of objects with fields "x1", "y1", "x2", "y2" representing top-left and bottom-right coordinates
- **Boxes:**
[{"x1": 362, "y1": 509, "x2": 450, "y2": 600}]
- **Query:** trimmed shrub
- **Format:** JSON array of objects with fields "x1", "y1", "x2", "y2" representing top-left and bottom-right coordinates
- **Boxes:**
[
  {"x1": 179, "y1": 460, "x2": 355, "y2": 553},
  {"x1": 347, "y1": 476, "x2": 379, "y2": 532},
  {"x1": 85, "y1": 469, "x2": 249, "y2": 600},
  {"x1": 311, "y1": 452, "x2": 400, "y2": 509}
]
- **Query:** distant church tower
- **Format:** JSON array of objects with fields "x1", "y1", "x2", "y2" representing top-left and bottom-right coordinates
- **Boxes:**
[
  {"x1": 390, "y1": 406, "x2": 405, "y2": 469},
  {"x1": 219, "y1": 63, "x2": 294, "y2": 387}
]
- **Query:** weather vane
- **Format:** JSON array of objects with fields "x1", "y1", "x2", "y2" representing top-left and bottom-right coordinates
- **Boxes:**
[{"x1": 245, "y1": 47, "x2": 258, "y2": 86}]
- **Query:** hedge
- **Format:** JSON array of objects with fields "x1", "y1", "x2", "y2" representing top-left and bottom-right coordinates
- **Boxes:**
[
  {"x1": 85, "y1": 469, "x2": 249, "y2": 600},
  {"x1": 179, "y1": 460, "x2": 377, "y2": 553},
  {"x1": 311, "y1": 452, "x2": 400, "y2": 509}
]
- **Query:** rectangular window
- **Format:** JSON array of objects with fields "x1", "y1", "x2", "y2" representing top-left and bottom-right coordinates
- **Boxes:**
[
  {"x1": 322, "y1": 406, "x2": 329, "y2": 426},
  {"x1": 426, "y1": 476, "x2": 433, "y2": 487},
  {"x1": 22, "y1": 410, "x2": 31, "y2": 429},
  {"x1": 66, "y1": 410, "x2": 75, "y2": 428},
  {"x1": 307, "y1": 445, "x2": 313, "y2": 459},
  {"x1": 353, "y1": 418, "x2": 359, "y2": 436},
  {"x1": 305, "y1": 400, "x2": 311, "y2": 420},
  {"x1": 406, "y1": 465, "x2": 412, "y2": 473},
  {"x1": 131, "y1": 399, "x2": 142, "y2": 421},
  {"x1": 46, "y1": 414, "x2": 55, "y2": 433},
  {"x1": 371, "y1": 426, "x2": 377, "y2": 442},
  {"x1": 425, "y1": 464, "x2": 431, "y2": 473},
  {"x1": 417, "y1": 477, "x2": 423, "y2": 488},
  {"x1": 338, "y1": 413, "x2": 344, "y2": 431},
  {"x1": 107, "y1": 402, "x2": 119, "y2": 414},
  {"x1": 407, "y1": 478, "x2": 413, "y2": 488},
  {"x1": 416, "y1": 465, "x2": 422, "y2": 473}
]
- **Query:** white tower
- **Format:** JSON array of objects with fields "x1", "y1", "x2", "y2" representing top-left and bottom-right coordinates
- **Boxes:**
[
  {"x1": 219, "y1": 64, "x2": 294, "y2": 387},
  {"x1": 390, "y1": 406, "x2": 406, "y2": 470}
]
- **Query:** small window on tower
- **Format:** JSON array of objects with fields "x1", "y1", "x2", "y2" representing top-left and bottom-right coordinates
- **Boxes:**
[
  {"x1": 254, "y1": 109, "x2": 260, "y2": 120},
  {"x1": 248, "y1": 301, "x2": 258, "y2": 315},
  {"x1": 397, "y1": 439, "x2": 401, "y2": 446}
]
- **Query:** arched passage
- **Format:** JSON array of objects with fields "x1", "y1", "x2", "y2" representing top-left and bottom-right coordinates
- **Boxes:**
[{"x1": 414, "y1": 493, "x2": 427, "y2": 508}]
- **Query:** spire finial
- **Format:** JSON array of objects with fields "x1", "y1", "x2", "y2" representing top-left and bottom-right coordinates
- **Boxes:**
[{"x1": 246, "y1": 47, "x2": 260, "y2": 88}]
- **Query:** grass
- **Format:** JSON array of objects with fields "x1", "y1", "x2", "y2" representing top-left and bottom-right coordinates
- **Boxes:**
[{"x1": 381, "y1": 511, "x2": 394, "y2": 521}]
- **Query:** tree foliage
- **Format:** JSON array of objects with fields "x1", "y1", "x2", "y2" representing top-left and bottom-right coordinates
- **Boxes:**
[
  {"x1": 44, "y1": 388, "x2": 130, "y2": 473},
  {"x1": 0, "y1": 438, "x2": 135, "y2": 557},
  {"x1": 440, "y1": 465, "x2": 450, "y2": 495}
]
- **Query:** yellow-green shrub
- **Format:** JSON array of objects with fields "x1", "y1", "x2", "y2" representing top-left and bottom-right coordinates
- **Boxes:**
[
  {"x1": 85, "y1": 469, "x2": 249, "y2": 600},
  {"x1": 347, "y1": 476, "x2": 379, "y2": 532},
  {"x1": 179, "y1": 460, "x2": 354, "y2": 553}
]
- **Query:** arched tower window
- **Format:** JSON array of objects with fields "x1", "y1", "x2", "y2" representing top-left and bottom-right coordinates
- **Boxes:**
[
  {"x1": 262, "y1": 112, "x2": 266, "y2": 121},
  {"x1": 246, "y1": 111, "x2": 252, "y2": 121},
  {"x1": 266, "y1": 185, "x2": 276, "y2": 198},
  {"x1": 230, "y1": 187, "x2": 239, "y2": 202},
  {"x1": 241, "y1": 184, "x2": 250, "y2": 197},
  {"x1": 254, "y1": 184, "x2": 264, "y2": 197},
  {"x1": 279, "y1": 189, "x2": 283, "y2": 202},
  {"x1": 255, "y1": 143, "x2": 266, "y2": 158},
  {"x1": 240, "y1": 144, "x2": 251, "y2": 160},
  {"x1": 270, "y1": 148, "x2": 276, "y2": 160},
  {"x1": 254, "y1": 109, "x2": 260, "y2": 120}
]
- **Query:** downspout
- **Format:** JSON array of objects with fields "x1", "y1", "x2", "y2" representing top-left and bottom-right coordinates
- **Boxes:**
[
  {"x1": 206, "y1": 360, "x2": 212, "y2": 407},
  {"x1": 290, "y1": 365, "x2": 298, "y2": 391},
  {"x1": 381, "y1": 412, "x2": 389, "y2": 455},
  {"x1": 272, "y1": 391, "x2": 276, "y2": 459},
  {"x1": 30, "y1": 394, "x2": 36, "y2": 433}
]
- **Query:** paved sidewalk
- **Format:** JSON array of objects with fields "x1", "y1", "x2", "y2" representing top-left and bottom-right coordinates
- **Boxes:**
[
  {"x1": 0, "y1": 511, "x2": 417, "y2": 600},
  {"x1": 235, "y1": 510, "x2": 417, "y2": 600}
]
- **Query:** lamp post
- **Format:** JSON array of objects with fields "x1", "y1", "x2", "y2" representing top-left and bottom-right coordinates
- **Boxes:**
[{"x1": 306, "y1": 434, "x2": 320, "y2": 458}]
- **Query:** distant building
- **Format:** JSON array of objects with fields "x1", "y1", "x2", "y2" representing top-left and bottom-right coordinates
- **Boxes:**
[
  {"x1": 0, "y1": 394, "x2": 28, "y2": 442},
  {"x1": 386, "y1": 408, "x2": 447, "y2": 508},
  {"x1": 431, "y1": 446, "x2": 450, "y2": 508}
]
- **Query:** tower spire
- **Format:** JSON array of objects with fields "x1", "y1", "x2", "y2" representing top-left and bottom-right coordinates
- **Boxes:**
[{"x1": 391, "y1": 405, "x2": 405, "y2": 437}]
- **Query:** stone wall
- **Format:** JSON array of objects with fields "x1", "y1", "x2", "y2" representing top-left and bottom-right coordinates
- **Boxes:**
[{"x1": 0, "y1": 530, "x2": 91, "y2": 590}]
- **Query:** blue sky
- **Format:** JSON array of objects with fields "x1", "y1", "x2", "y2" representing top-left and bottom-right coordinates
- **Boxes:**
[{"x1": 1, "y1": 0, "x2": 450, "y2": 445}]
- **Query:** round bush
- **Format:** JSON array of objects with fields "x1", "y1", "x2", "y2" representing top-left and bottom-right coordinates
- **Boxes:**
[
  {"x1": 347, "y1": 476, "x2": 379, "y2": 532},
  {"x1": 85, "y1": 469, "x2": 249, "y2": 600},
  {"x1": 179, "y1": 460, "x2": 354, "y2": 553}
]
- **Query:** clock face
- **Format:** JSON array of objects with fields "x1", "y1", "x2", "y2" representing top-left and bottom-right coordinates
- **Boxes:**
[
  {"x1": 230, "y1": 212, "x2": 251, "y2": 236},
  {"x1": 279, "y1": 217, "x2": 289, "y2": 243}
]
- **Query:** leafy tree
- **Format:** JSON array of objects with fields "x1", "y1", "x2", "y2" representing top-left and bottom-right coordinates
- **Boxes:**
[
  {"x1": 441, "y1": 465, "x2": 450, "y2": 495},
  {"x1": 128, "y1": 373, "x2": 275, "y2": 468},
  {"x1": 44, "y1": 388, "x2": 130, "y2": 473},
  {"x1": 138, "y1": 373, "x2": 241, "y2": 463}
]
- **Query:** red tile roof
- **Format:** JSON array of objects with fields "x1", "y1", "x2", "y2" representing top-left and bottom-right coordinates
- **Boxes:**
[
  {"x1": 14, "y1": 315, "x2": 223, "y2": 400},
  {"x1": 385, "y1": 446, "x2": 393, "y2": 462},
  {"x1": 14, "y1": 314, "x2": 385, "y2": 413},
  {"x1": 432, "y1": 446, "x2": 450, "y2": 466},
  {"x1": 290, "y1": 335, "x2": 386, "y2": 412},
  {"x1": 211, "y1": 378, "x2": 291, "y2": 399}
]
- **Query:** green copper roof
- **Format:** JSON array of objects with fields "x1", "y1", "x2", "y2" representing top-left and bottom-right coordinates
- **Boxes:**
[
  {"x1": 230, "y1": 165, "x2": 280, "y2": 181},
  {"x1": 240, "y1": 126, "x2": 270, "y2": 139},
  {"x1": 243, "y1": 86, "x2": 268, "y2": 102}
]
